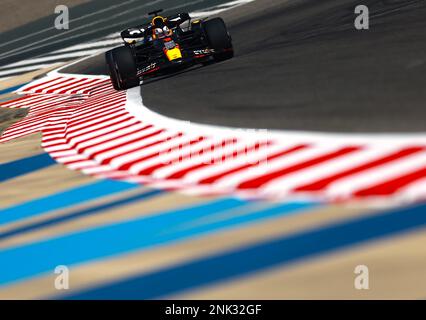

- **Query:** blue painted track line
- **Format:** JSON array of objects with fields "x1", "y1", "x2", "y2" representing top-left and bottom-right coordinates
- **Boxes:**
[
  {"x1": 0, "y1": 199, "x2": 315, "y2": 286},
  {"x1": 0, "y1": 189, "x2": 163, "y2": 241},
  {"x1": 64, "y1": 203, "x2": 426, "y2": 300},
  {"x1": 0, "y1": 180, "x2": 139, "y2": 225},
  {"x1": 0, "y1": 153, "x2": 55, "y2": 183},
  {"x1": 0, "y1": 83, "x2": 29, "y2": 96}
]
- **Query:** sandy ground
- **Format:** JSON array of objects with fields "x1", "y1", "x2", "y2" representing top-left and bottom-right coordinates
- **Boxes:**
[
  {"x1": 0, "y1": 107, "x2": 27, "y2": 136},
  {"x1": 0, "y1": 65, "x2": 64, "y2": 137}
]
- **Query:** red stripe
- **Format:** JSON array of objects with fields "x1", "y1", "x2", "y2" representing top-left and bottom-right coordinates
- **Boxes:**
[
  {"x1": 164, "y1": 141, "x2": 268, "y2": 179},
  {"x1": 0, "y1": 94, "x2": 49, "y2": 108},
  {"x1": 121, "y1": 136, "x2": 204, "y2": 172},
  {"x1": 29, "y1": 97, "x2": 83, "y2": 111},
  {"x1": 74, "y1": 98, "x2": 124, "y2": 115},
  {"x1": 4, "y1": 114, "x2": 71, "y2": 135},
  {"x1": 21, "y1": 77, "x2": 61, "y2": 92},
  {"x1": 78, "y1": 80, "x2": 111, "y2": 94},
  {"x1": 70, "y1": 97, "x2": 123, "y2": 116},
  {"x1": 8, "y1": 111, "x2": 71, "y2": 130},
  {"x1": 99, "y1": 130, "x2": 171, "y2": 165},
  {"x1": 0, "y1": 95, "x2": 33, "y2": 107},
  {"x1": 56, "y1": 79, "x2": 100, "y2": 94},
  {"x1": 88, "y1": 85, "x2": 115, "y2": 96},
  {"x1": 294, "y1": 147, "x2": 425, "y2": 192},
  {"x1": 28, "y1": 103, "x2": 74, "y2": 115},
  {"x1": 75, "y1": 125, "x2": 153, "y2": 153},
  {"x1": 354, "y1": 166, "x2": 426, "y2": 196},
  {"x1": 69, "y1": 103, "x2": 124, "y2": 123},
  {"x1": 44, "y1": 117, "x2": 139, "y2": 146},
  {"x1": 75, "y1": 92, "x2": 124, "y2": 107},
  {"x1": 68, "y1": 118, "x2": 139, "y2": 142},
  {"x1": 69, "y1": 106, "x2": 126, "y2": 127},
  {"x1": 237, "y1": 146, "x2": 361, "y2": 189},
  {"x1": 137, "y1": 138, "x2": 237, "y2": 176},
  {"x1": 77, "y1": 91, "x2": 123, "y2": 107},
  {"x1": 35, "y1": 78, "x2": 76, "y2": 93},
  {"x1": 102, "y1": 133, "x2": 182, "y2": 169},
  {"x1": 65, "y1": 113, "x2": 131, "y2": 135},
  {"x1": 70, "y1": 98, "x2": 126, "y2": 120},
  {"x1": 199, "y1": 144, "x2": 309, "y2": 184},
  {"x1": 69, "y1": 81, "x2": 109, "y2": 96},
  {"x1": 13, "y1": 107, "x2": 71, "y2": 123},
  {"x1": 72, "y1": 96, "x2": 126, "y2": 115},
  {"x1": 43, "y1": 122, "x2": 146, "y2": 152},
  {"x1": 44, "y1": 79, "x2": 88, "y2": 93},
  {"x1": 45, "y1": 117, "x2": 136, "y2": 146}
]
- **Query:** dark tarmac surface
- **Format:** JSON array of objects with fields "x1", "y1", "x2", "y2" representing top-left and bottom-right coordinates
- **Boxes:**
[
  {"x1": 0, "y1": 0, "x2": 236, "y2": 67},
  {"x1": 25, "y1": 0, "x2": 426, "y2": 133},
  {"x1": 140, "y1": 0, "x2": 426, "y2": 132}
]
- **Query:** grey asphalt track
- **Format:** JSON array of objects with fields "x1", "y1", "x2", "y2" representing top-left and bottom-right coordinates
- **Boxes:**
[
  {"x1": 140, "y1": 0, "x2": 426, "y2": 132},
  {"x1": 11, "y1": 0, "x2": 426, "y2": 133},
  {"x1": 0, "y1": 0, "x2": 236, "y2": 66}
]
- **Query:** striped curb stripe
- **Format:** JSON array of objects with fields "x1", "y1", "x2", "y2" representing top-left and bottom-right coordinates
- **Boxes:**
[{"x1": 1, "y1": 73, "x2": 426, "y2": 203}]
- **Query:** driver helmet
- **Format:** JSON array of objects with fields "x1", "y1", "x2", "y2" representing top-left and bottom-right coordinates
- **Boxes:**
[
  {"x1": 152, "y1": 16, "x2": 171, "y2": 38},
  {"x1": 152, "y1": 16, "x2": 166, "y2": 28}
]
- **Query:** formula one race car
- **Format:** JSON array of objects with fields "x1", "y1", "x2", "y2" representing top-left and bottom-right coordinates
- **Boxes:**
[{"x1": 105, "y1": 9, "x2": 234, "y2": 90}]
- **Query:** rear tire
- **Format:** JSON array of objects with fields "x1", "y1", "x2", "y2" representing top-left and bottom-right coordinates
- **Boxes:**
[
  {"x1": 203, "y1": 18, "x2": 234, "y2": 62},
  {"x1": 105, "y1": 46, "x2": 139, "y2": 90},
  {"x1": 105, "y1": 50, "x2": 120, "y2": 90}
]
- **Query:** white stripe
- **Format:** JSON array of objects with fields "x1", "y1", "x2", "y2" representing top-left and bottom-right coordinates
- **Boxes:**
[
  {"x1": 132, "y1": 137, "x2": 223, "y2": 175},
  {"x1": 66, "y1": 109, "x2": 128, "y2": 132},
  {"x1": 68, "y1": 103, "x2": 125, "y2": 125},
  {"x1": 181, "y1": 143, "x2": 287, "y2": 184},
  {"x1": 109, "y1": 134, "x2": 192, "y2": 169},
  {"x1": 53, "y1": 78, "x2": 99, "y2": 95},
  {"x1": 327, "y1": 151, "x2": 426, "y2": 198},
  {"x1": 52, "y1": 38, "x2": 123, "y2": 54},
  {"x1": 151, "y1": 138, "x2": 251, "y2": 179},
  {"x1": 58, "y1": 120, "x2": 145, "y2": 149},
  {"x1": 2, "y1": 50, "x2": 102, "y2": 69},
  {"x1": 20, "y1": 77, "x2": 69, "y2": 93},
  {"x1": 61, "y1": 78, "x2": 107, "y2": 95},
  {"x1": 0, "y1": 64, "x2": 61, "y2": 77},
  {"x1": 68, "y1": 96, "x2": 126, "y2": 120},
  {"x1": 81, "y1": 165, "x2": 123, "y2": 175},
  {"x1": 261, "y1": 146, "x2": 401, "y2": 197},
  {"x1": 49, "y1": 150, "x2": 79, "y2": 157},
  {"x1": 3, "y1": 115, "x2": 71, "y2": 136},
  {"x1": 77, "y1": 123, "x2": 155, "y2": 153},
  {"x1": 0, "y1": 95, "x2": 59, "y2": 108},
  {"x1": 191, "y1": 0, "x2": 256, "y2": 18},
  {"x1": 212, "y1": 144, "x2": 345, "y2": 190},
  {"x1": 86, "y1": 129, "x2": 170, "y2": 163},
  {"x1": 400, "y1": 178, "x2": 426, "y2": 202},
  {"x1": 64, "y1": 113, "x2": 130, "y2": 139},
  {"x1": 1, "y1": 123, "x2": 67, "y2": 141},
  {"x1": 67, "y1": 160, "x2": 99, "y2": 169},
  {"x1": 38, "y1": 78, "x2": 89, "y2": 94}
]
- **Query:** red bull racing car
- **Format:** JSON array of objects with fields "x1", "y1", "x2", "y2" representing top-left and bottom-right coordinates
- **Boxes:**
[{"x1": 105, "y1": 9, "x2": 234, "y2": 90}]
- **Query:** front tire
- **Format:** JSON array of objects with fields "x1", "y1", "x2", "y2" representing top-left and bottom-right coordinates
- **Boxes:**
[
  {"x1": 105, "y1": 46, "x2": 139, "y2": 90},
  {"x1": 203, "y1": 18, "x2": 234, "y2": 62}
]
